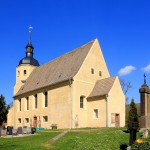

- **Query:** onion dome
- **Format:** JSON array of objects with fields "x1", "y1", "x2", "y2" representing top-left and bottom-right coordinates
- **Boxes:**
[{"x1": 19, "y1": 26, "x2": 39, "y2": 66}]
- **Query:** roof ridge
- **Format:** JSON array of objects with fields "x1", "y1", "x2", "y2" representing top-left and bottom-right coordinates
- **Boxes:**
[
  {"x1": 37, "y1": 39, "x2": 96, "y2": 69},
  {"x1": 15, "y1": 39, "x2": 96, "y2": 97}
]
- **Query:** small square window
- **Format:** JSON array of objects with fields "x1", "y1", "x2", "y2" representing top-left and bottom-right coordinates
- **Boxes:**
[
  {"x1": 93, "y1": 109, "x2": 98, "y2": 119},
  {"x1": 18, "y1": 118, "x2": 21, "y2": 123},
  {"x1": 43, "y1": 116, "x2": 48, "y2": 122},
  {"x1": 25, "y1": 118, "x2": 29, "y2": 123}
]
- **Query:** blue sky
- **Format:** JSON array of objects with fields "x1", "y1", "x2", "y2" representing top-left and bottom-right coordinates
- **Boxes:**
[{"x1": 0, "y1": 0, "x2": 150, "y2": 104}]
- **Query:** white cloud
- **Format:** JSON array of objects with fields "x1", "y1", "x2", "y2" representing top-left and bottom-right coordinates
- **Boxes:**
[
  {"x1": 142, "y1": 64, "x2": 150, "y2": 73},
  {"x1": 118, "y1": 65, "x2": 136, "y2": 76}
]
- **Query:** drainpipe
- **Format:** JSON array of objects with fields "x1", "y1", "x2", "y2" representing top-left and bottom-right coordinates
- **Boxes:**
[
  {"x1": 68, "y1": 78, "x2": 73, "y2": 129},
  {"x1": 14, "y1": 100, "x2": 16, "y2": 128},
  {"x1": 105, "y1": 94, "x2": 108, "y2": 127}
]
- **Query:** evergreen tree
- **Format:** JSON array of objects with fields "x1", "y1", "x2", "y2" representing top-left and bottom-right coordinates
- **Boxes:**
[
  {"x1": 0, "y1": 94, "x2": 9, "y2": 126},
  {"x1": 128, "y1": 98, "x2": 139, "y2": 129}
]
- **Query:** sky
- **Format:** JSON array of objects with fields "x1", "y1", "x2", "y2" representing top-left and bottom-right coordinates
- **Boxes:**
[{"x1": 0, "y1": 0, "x2": 150, "y2": 105}]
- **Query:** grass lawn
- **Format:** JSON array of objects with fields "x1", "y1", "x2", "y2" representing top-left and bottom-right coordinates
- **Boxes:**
[
  {"x1": 50, "y1": 128, "x2": 143, "y2": 150},
  {"x1": 0, "y1": 132, "x2": 61, "y2": 150},
  {"x1": 0, "y1": 128, "x2": 148, "y2": 150}
]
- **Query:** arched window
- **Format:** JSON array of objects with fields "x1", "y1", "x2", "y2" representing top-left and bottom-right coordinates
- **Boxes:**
[
  {"x1": 24, "y1": 70, "x2": 27, "y2": 75},
  {"x1": 18, "y1": 71, "x2": 20, "y2": 77},
  {"x1": 80, "y1": 96, "x2": 84, "y2": 108},
  {"x1": 99, "y1": 71, "x2": 102, "y2": 76},
  {"x1": 35, "y1": 94, "x2": 37, "y2": 109},
  {"x1": 44, "y1": 92, "x2": 48, "y2": 107},
  {"x1": 19, "y1": 99, "x2": 21, "y2": 111},
  {"x1": 26, "y1": 97, "x2": 29, "y2": 110}
]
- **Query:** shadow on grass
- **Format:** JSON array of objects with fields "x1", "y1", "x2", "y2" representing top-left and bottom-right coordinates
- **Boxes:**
[
  {"x1": 120, "y1": 144, "x2": 128, "y2": 150},
  {"x1": 0, "y1": 144, "x2": 17, "y2": 149}
]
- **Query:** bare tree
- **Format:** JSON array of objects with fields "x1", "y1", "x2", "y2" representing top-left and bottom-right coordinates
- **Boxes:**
[{"x1": 120, "y1": 79, "x2": 132, "y2": 103}]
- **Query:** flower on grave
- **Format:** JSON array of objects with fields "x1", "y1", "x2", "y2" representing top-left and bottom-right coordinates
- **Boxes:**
[{"x1": 136, "y1": 139, "x2": 143, "y2": 144}]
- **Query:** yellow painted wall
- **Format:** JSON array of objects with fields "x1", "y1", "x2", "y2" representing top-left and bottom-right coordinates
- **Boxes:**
[
  {"x1": 7, "y1": 39, "x2": 125, "y2": 129},
  {"x1": 107, "y1": 77, "x2": 125, "y2": 127},
  {"x1": 7, "y1": 106, "x2": 14, "y2": 126},
  {"x1": 72, "y1": 39, "x2": 110, "y2": 128},
  {"x1": 14, "y1": 64, "x2": 37, "y2": 95},
  {"x1": 12, "y1": 82, "x2": 71, "y2": 129},
  {"x1": 87, "y1": 97, "x2": 107, "y2": 127}
]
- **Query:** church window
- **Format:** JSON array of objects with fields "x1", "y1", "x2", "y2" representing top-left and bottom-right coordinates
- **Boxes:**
[
  {"x1": 45, "y1": 92, "x2": 48, "y2": 107},
  {"x1": 91, "y1": 68, "x2": 94, "y2": 74},
  {"x1": 99, "y1": 71, "x2": 102, "y2": 76},
  {"x1": 26, "y1": 97, "x2": 29, "y2": 110},
  {"x1": 35, "y1": 94, "x2": 37, "y2": 109},
  {"x1": 25, "y1": 118, "x2": 29, "y2": 123},
  {"x1": 43, "y1": 116, "x2": 48, "y2": 122},
  {"x1": 93, "y1": 109, "x2": 98, "y2": 119},
  {"x1": 80, "y1": 96, "x2": 84, "y2": 108},
  {"x1": 18, "y1": 118, "x2": 21, "y2": 123},
  {"x1": 19, "y1": 99, "x2": 21, "y2": 111},
  {"x1": 24, "y1": 70, "x2": 27, "y2": 75}
]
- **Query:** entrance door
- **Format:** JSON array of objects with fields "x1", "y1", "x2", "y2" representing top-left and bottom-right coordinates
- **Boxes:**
[
  {"x1": 33, "y1": 116, "x2": 37, "y2": 128},
  {"x1": 115, "y1": 114, "x2": 120, "y2": 127}
]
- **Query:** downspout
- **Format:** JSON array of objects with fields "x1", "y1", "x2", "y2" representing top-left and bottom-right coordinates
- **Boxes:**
[
  {"x1": 14, "y1": 100, "x2": 16, "y2": 128},
  {"x1": 68, "y1": 78, "x2": 73, "y2": 129},
  {"x1": 105, "y1": 94, "x2": 108, "y2": 127}
]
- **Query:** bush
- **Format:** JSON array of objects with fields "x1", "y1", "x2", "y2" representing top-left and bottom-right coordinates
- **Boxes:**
[{"x1": 131, "y1": 142, "x2": 150, "y2": 150}]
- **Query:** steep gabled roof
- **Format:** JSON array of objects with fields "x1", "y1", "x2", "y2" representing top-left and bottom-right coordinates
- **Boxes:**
[
  {"x1": 15, "y1": 39, "x2": 96, "y2": 97},
  {"x1": 88, "y1": 76, "x2": 116, "y2": 98}
]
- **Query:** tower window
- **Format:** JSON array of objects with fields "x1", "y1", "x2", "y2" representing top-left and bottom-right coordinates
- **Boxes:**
[
  {"x1": 24, "y1": 70, "x2": 27, "y2": 75},
  {"x1": 99, "y1": 71, "x2": 102, "y2": 76},
  {"x1": 17, "y1": 71, "x2": 20, "y2": 77},
  {"x1": 19, "y1": 99, "x2": 21, "y2": 111},
  {"x1": 91, "y1": 68, "x2": 94, "y2": 74}
]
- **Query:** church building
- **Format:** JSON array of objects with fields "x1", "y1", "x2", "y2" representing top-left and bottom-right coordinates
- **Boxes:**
[{"x1": 7, "y1": 32, "x2": 125, "y2": 129}]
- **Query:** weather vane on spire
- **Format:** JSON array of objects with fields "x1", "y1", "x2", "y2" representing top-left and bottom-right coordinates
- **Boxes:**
[
  {"x1": 144, "y1": 73, "x2": 146, "y2": 84},
  {"x1": 28, "y1": 25, "x2": 33, "y2": 45}
]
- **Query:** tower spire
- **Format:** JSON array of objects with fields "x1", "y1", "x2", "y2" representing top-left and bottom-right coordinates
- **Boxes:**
[
  {"x1": 144, "y1": 73, "x2": 146, "y2": 84},
  {"x1": 28, "y1": 25, "x2": 33, "y2": 45},
  {"x1": 26, "y1": 25, "x2": 34, "y2": 55}
]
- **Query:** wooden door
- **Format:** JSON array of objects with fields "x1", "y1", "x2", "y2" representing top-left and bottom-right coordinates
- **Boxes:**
[
  {"x1": 115, "y1": 114, "x2": 120, "y2": 127},
  {"x1": 33, "y1": 116, "x2": 37, "y2": 128}
]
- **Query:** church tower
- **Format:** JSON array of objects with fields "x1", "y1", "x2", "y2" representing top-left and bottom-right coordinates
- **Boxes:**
[
  {"x1": 139, "y1": 74, "x2": 150, "y2": 128},
  {"x1": 14, "y1": 26, "x2": 40, "y2": 95}
]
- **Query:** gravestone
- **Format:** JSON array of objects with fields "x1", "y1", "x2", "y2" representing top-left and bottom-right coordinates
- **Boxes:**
[
  {"x1": 17, "y1": 127, "x2": 23, "y2": 135},
  {"x1": 12, "y1": 129, "x2": 17, "y2": 135},
  {"x1": 2, "y1": 129, "x2": 7, "y2": 136},
  {"x1": 7, "y1": 126, "x2": 13, "y2": 135},
  {"x1": 27, "y1": 127, "x2": 31, "y2": 134},
  {"x1": 128, "y1": 117, "x2": 138, "y2": 146},
  {"x1": 23, "y1": 126, "x2": 27, "y2": 134}
]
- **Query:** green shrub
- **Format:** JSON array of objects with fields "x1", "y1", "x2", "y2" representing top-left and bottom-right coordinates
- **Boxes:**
[{"x1": 131, "y1": 142, "x2": 150, "y2": 150}]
